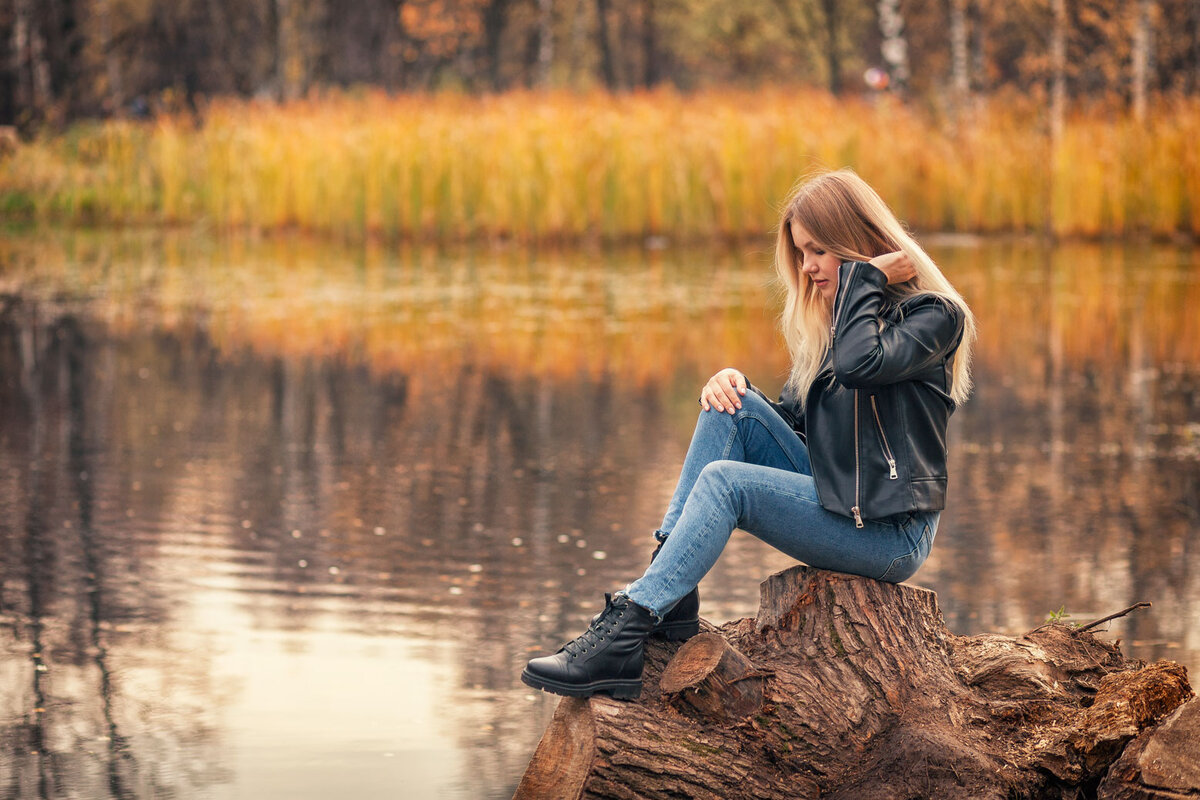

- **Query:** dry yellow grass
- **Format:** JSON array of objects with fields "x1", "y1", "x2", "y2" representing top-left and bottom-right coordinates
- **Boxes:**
[{"x1": 3, "y1": 87, "x2": 1198, "y2": 240}]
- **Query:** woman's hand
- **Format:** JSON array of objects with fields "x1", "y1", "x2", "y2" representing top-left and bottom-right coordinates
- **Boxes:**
[
  {"x1": 869, "y1": 250, "x2": 917, "y2": 285},
  {"x1": 701, "y1": 368, "x2": 747, "y2": 414}
]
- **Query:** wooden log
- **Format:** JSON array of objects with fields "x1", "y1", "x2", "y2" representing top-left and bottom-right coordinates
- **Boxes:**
[
  {"x1": 1098, "y1": 696, "x2": 1200, "y2": 799},
  {"x1": 514, "y1": 566, "x2": 1194, "y2": 800},
  {"x1": 659, "y1": 632, "x2": 766, "y2": 721}
]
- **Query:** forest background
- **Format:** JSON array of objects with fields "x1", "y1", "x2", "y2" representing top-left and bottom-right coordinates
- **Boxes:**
[{"x1": 3, "y1": 0, "x2": 1200, "y2": 240}]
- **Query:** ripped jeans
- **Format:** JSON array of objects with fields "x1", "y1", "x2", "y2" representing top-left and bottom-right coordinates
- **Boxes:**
[{"x1": 623, "y1": 389, "x2": 939, "y2": 620}]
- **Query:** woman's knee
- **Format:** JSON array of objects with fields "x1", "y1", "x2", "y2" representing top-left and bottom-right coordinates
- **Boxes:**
[
  {"x1": 695, "y1": 460, "x2": 742, "y2": 497},
  {"x1": 736, "y1": 388, "x2": 775, "y2": 416},
  {"x1": 696, "y1": 388, "x2": 770, "y2": 431}
]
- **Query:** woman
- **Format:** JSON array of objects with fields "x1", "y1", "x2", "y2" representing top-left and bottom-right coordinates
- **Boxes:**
[{"x1": 521, "y1": 168, "x2": 977, "y2": 700}]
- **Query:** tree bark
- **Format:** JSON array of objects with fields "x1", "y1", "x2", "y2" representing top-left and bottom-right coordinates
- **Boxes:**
[
  {"x1": 515, "y1": 566, "x2": 1194, "y2": 800},
  {"x1": 1099, "y1": 697, "x2": 1200, "y2": 799}
]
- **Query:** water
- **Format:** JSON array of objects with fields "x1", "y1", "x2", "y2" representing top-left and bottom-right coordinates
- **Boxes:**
[{"x1": 0, "y1": 230, "x2": 1197, "y2": 798}]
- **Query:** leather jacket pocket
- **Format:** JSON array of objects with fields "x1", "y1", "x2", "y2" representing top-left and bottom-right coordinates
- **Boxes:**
[{"x1": 869, "y1": 393, "x2": 899, "y2": 481}]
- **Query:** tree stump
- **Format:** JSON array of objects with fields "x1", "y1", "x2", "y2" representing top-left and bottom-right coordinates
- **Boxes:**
[{"x1": 513, "y1": 566, "x2": 1194, "y2": 800}]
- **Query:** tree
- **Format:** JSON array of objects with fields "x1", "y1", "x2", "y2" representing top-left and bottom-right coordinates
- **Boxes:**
[
  {"x1": 950, "y1": 0, "x2": 970, "y2": 107},
  {"x1": 877, "y1": 0, "x2": 909, "y2": 93},
  {"x1": 819, "y1": 0, "x2": 843, "y2": 94},
  {"x1": 640, "y1": 0, "x2": 658, "y2": 87},
  {"x1": 1050, "y1": 0, "x2": 1065, "y2": 141},
  {"x1": 594, "y1": 0, "x2": 616, "y2": 88},
  {"x1": 1131, "y1": 0, "x2": 1154, "y2": 120},
  {"x1": 11, "y1": 0, "x2": 55, "y2": 126},
  {"x1": 534, "y1": 0, "x2": 554, "y2": 86}
]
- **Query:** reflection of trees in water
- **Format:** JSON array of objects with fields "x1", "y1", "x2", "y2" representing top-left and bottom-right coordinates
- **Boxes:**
[
  {"x1": 0, "y1": 298, "x2": 692, "y2": 796},
  {"x1": 922, "y1": 242, "x2": 1200, "y2": 671},
  {"x1": 0, "y1": 234, "x2": 1197, "y2": 794},
  {"x1": 0, "y1": 301, "x2": 225, "y2": 797},
  {"x1": 0, "y1": 230, "x2": 789, "y2": 388}
]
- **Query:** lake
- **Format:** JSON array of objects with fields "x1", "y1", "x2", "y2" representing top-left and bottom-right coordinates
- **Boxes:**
[{"x1": 0, "y1": 229, "x2": 1197, "y2": 799}]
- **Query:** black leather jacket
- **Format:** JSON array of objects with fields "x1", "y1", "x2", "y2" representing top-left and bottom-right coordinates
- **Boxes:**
[{"x1": 753, "y1": 261, "x2": 965, "y2": 527}]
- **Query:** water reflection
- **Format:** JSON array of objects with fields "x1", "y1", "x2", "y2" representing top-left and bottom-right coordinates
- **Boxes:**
[{"x1": 0, "y1": 231, "x2": 1197, "y2": 798}]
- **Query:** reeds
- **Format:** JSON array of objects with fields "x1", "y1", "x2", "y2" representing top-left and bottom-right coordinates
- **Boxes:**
[{"x1": 4, "y1": 88, "x2": 1199, "y2": 240}]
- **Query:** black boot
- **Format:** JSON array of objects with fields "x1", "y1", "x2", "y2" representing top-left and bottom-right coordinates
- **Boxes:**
[
  {"x1": 648, "y1": 540, "x2": 700, "y2": 642},
  {"x1": 587, "y1": 541, "x2": 701, "y2": 640},
  {"x1": 522, "y1": 593, "x2": 654, "y2": 700}
]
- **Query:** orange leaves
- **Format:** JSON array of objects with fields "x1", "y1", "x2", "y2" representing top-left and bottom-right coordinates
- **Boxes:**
[{"x1": 400, "y1": 0, "x2": 487, "y2": 58}]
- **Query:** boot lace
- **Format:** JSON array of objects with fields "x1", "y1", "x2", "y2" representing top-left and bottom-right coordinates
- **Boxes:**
[{"x1": 563, "y1": 594, "x2": 626, "y2": 658}]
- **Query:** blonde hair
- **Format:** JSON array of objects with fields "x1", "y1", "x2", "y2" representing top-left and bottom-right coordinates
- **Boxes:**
[{"x1": 774, "y1": 168, "x2": 977, "y2": 407}]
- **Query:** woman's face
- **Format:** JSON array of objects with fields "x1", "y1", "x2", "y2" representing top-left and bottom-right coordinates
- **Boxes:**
[{"x1": 790, "y1": 219, "x2": 841, "y2": 304}]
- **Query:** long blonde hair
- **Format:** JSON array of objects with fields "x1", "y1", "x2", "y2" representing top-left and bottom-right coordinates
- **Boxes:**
[{"x1": 774, "y1": 168, "x2": 977, "y2": 407}]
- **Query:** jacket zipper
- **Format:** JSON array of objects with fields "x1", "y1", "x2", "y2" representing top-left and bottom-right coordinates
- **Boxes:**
[
  {"x1": 851, "y1": 390, "x2": 863, "y2": 528},
  {"x1": 869, "y1": 394, "x2": 899, "y2": 480},
  {"x1": 830, "y1": 261, "x2": 857, "y2": 339}
]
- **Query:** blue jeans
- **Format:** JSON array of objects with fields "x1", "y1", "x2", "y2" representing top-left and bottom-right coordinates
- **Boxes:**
[{"x1": 623, "y1": 389, "x2": 940, "y2": 620}]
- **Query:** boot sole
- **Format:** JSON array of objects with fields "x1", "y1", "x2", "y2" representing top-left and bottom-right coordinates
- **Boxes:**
[
  {"x1": 652, "y1": 619, "x2": 700, "y2": 641},
  {"x1": 521, "y1": 668, "x2": 642, "y2": 700}
]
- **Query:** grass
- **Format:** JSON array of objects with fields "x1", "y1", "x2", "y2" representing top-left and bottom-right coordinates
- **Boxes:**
[{"x1": 3, "y1": 87, "x2": 1199, "y2": 241}]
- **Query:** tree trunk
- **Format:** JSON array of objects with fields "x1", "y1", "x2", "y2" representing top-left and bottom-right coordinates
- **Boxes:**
[
  {"x1": 594, "y1": 0, "x2": 616, "y2": 89},
  {"x1": 534, "y1": 0, "x2": 554, "y2": 87},
  {"x1": 1131, "y1": 0, "x2": 1154, "y2": 122},
  {"x1": 94, "y1": 0, "x2": 123, "y2": 115},
  {"x1": 567, "y1": 0, "x2": 588, "y2": 84},
  {"x1": 12, "y1": 0, "x2": 54, "y2": 125},
  {"x1": 275, "y1": 0, "x2": 303, "y2": 99},
  {"x1": 968, "y1": 0, "x2": 985, "y2": 94},
  {"x1": 820, "y1": 0, "x2": 841, "y2": 95},
  {"x1": 950, "y1": 0, "x2": 970, "y2": 108},
  {"x1": 483, "y1": 0, "x2": 513, "y2": 91},
  {"x1": 1050, "y1": 0, "x2": 1066, "y2": 143},
  {"x1": 877, "y1": 0, "x2": 909, "y2": 93},
  {"x1": 1193, "y1": 0, "x2": 1200, "y2": 95},
  {"x1": 515, "y1": 566, "x2": 1194, "y2": 800},
  {"x1": 641, "y1": 0, "x2": 658, "y2": 88}
]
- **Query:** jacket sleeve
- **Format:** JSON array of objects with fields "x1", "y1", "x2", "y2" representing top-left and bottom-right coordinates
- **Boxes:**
[{"x1": 830, "y1": 261, "x2": 964, "y2": 389}]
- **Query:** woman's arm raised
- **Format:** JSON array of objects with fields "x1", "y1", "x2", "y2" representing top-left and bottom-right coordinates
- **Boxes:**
[{"x1": 830, "y1": 260, "x2": 964, "y2": 389}]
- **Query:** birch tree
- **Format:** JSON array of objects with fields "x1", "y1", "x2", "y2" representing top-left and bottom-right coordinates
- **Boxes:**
[
  {"x1": 950, "y1": 0, "x2": 970, "y2": 106},
  {"x1": 877, "y1": 0, "x2": 909, "y2": 92},
  {"x1": 1131, "y1": 0, "x2": 1154, "y2": 120},
  {"x1": 1050, "y1": 0, "x2": 1066, "y2": 143}
]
